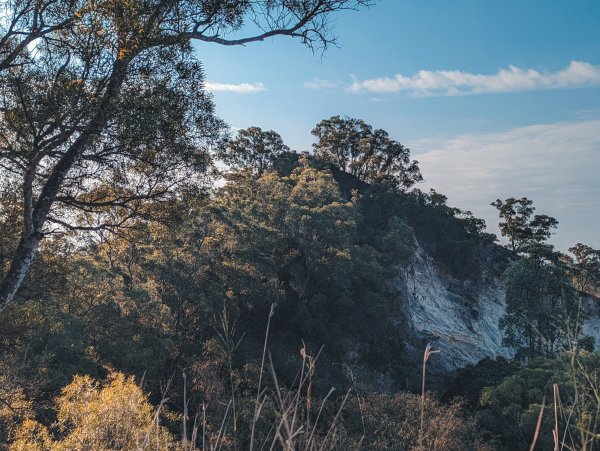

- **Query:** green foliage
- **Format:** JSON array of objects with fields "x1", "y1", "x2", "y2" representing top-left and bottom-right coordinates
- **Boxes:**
[
  {"x1": 491, "y1": 197, "x2": 558, "y2": 252},
  {"x1": 462, "y1": 354, "x2": 600, "y2": 451},
  {"x1": 312, "y1": 116, "x2": 423, "y2": 190},
  {"x1": 0, "y1": 185, "x2": 21, "y2": 272},
  {"x1": 375, "y1": 216, "x2": 417, "y2": 265},
  {"x1": 199, "y1": 162, "x2": 409, "y2": 374},
  {"x1": 492, "y1": 197, "x2": 588, "y2": 362},
  {"x1": 492, "y1": 198, "x2": 588, "y2": 362},
  {"x1": 0, "y1": 155, "x2": 421, "y2": 446},
  {"x1": 568, "y1": 243, "x2": 600, "y2": 294},
  {"x1": 444, "y1": 357, "x2": 521, "y2": 408},
  {"x1": 389, "y1": 189, "x2": 497, "y2": 280},
  {"x1": 217, "y1": 126, "x2": 290, "y2": 176},
  {"x1": 500, "y1": 255, "x2": 584, "y2": 361}
]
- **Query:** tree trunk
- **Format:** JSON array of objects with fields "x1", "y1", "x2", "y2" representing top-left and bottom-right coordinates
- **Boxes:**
[
  {"x1": 0, "y1": 232, "x2": 42, "y2": 311},
  {"x1": 0, "y1": 56, "x2": 130, "y2": 312}
]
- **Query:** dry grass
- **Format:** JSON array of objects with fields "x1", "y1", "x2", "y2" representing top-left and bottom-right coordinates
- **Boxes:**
[{"x1": 6, "y1": 311, "x2": 600, "y2": 450}]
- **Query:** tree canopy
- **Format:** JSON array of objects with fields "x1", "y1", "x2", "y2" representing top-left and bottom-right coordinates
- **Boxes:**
[
  {"x1": 493, "y1": 197, "x2": 586, "y2": 361},
  {"x1": 0, "y1": 0, "x2": 371, "y2": 310},
  {"x1": 217, "y1": 126, "x2": 290, "y2": 176},
  {"x1": 312, "y1": 115, "x2": 422, "y2": 190},
  {"x1": 491, "y1": 197, "x2": 558, "y2": 252},
  {"x1": 568, "y1": 243, "x2": 600, "y2": 294}
]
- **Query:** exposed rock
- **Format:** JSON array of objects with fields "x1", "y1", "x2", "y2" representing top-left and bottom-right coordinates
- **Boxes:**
[
  {"x1": 395, "y1": 245, "x2": 511, "y2": 375},
  {"x1": 582, "y1": 294, "x2": 600, "y2": 349},
  {"x1": 395, "y1": 244, "x2": 600, "y2": 377}
]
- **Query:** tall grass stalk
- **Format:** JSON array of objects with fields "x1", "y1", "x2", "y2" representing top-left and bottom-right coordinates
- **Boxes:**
[
  {"x1": 419, "y1": 343, "x2": 439, "y2": 451},
  {"x1": 553, "y1": 384, "x2": 560, "y2": 451},
  {"x1": 214, "y1": 399, "x2": 232, "y2": 451},
  {"x1": 141, "y1": 373, "x2": 174, "y2": 451},
  {"x1": 529, "y1": 397, "x2": 545, "y2": 451},
  {"x1": 183, "y1": 371, "x2": 189, "y2": 448},
  {"x1": 217, "y1": 306, "x2": 244, "y2": 438},
  {"x1": 250, "y1": 303, "x2": 276, "y2": 451},
  {"x1": 264, "y1": 343, "x2": 346, "y2": 451}
]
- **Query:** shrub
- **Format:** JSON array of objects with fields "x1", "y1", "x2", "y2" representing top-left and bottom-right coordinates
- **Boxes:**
[
  {"x1": 349, "y1": 392, "x2": 486, "y2": 450},
  {"x1": 10, "y1": 372, "x2": 178, "y2": 451}
]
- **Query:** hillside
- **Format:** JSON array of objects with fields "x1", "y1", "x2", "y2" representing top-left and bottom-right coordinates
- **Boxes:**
[
  {"x1": 1, "y1": 0, "x2": 598, "y2": 448},
  {"x1": 1, "y1": 132, "x2": 599, "y2": 449}
]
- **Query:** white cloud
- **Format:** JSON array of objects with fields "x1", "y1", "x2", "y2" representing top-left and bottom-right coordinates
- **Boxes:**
[
  {"x1": 348, "y1": 61, "x2": 600, "y2": 96},
  {"x1": 410, "y1": 119, "x2": 600, "y2": 250},
  {"x1": 303, "y1": 79, "x2": 340, "y2": 90},
  {"x1": 204, "y1": 81, "x2": 266, "y2": 94}
]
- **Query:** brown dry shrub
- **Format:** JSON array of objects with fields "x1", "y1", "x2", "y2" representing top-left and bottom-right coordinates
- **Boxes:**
[{"x1": 356, "y1": 392, "x2": 489, "y2": 451}]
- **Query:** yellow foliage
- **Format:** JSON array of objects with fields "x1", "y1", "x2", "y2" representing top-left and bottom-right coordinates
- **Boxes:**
[
  {"x1": 0, "y1": 381, "x2": 33, "y2": 443},
  {"x1": 9, "y1": 419, "x2": 52, "y2": 451},
  {"x1": 10, "y1": 372, "x2": 179, "y2": 451},
  {"x1": 118, "y1": 48, "x2": 130, "y2": 60}
]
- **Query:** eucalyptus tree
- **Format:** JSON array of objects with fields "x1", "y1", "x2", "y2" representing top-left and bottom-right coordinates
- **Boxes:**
[
  {"x1": 499, "y1": 252, "x2": 582, "y2": 361},
  {"x1": 311, "y1": 115, "x2": 422, "y2": 189},
  {"x1": 568, "y1": 243, "x2": 600, "y2": 294},
  {"x1": 0, "y1": 0, "x2": 372, "y2": 310},
  {"x1": 491, "y1": 197, "x2": 558, "y2": 252},
  {"x1": 217, "y1": 126, "x2": 289, "y2": 176},
  {"x1": 493, "y1": 198, "x2": 585, "y2": 360}
]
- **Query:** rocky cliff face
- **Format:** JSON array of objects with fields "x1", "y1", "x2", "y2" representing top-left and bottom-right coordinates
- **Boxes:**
[
  {"x1": 395, "y1": 244, "x2": 600, "y2": 376},
  {"x1": 583, "y1": 294, "x2": 600, "y2": 350}
]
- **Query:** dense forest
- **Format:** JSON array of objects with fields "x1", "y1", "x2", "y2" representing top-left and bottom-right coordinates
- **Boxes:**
[{"x1": 1, "y1": 1, "x2": 600, "y2": 450}]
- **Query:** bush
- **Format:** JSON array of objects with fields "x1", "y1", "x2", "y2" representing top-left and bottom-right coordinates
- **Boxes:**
[
  {"x1": 10, "y1": 372, "x2": 178, "y2": 451},
  {"x1": 346, "y1": 392, "x2": 487, "y2": 450}
]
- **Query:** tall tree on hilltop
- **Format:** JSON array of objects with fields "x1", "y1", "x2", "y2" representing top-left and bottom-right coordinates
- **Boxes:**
[
  {"x1": 0, "y1": 0, "x2": 372, "y2": 311},
  {"x1": 311, "y1": 115, "x2": 422, "y2": 189},
  {"x1": 568, "y1": 243, "x2": 600, "y2": 294},
  {"x1": 491, "y1": 197, "x2": 558, "y2": 252}
]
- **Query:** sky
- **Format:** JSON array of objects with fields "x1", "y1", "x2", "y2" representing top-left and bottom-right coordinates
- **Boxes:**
[{"x1": 194, "y1": 0, "x2": 600, "y2": 252}]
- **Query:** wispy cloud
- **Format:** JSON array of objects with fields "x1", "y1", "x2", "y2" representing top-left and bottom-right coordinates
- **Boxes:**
[
  {"x1": 303, "y1": 79, "x2": 340, "y2": 90},
  {"x1": 571, "y1": 108, "x2": 600, "y2": 120},
  {"x1": 411, "y1": 119, "x2": 600, "y2": 249},
  {"x1": 204, "y1": 81, "x2": 266, "y2": 94},
  {"x1": 348, "y1": 61, "x2": 600, "y2": 96}
]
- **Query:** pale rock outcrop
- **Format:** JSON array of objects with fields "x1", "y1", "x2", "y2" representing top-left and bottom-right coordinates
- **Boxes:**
[
  {"x1": 395, "y1": 244, "x2": 600, "y2": 373},
  {"x1": 582, "y1": 294, "x2": 600, "y2": 349}
]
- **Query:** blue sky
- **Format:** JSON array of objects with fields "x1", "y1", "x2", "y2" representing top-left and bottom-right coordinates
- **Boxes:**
[{"x1": 194, "y1": 0, "x2": 600, "y2": 251}]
